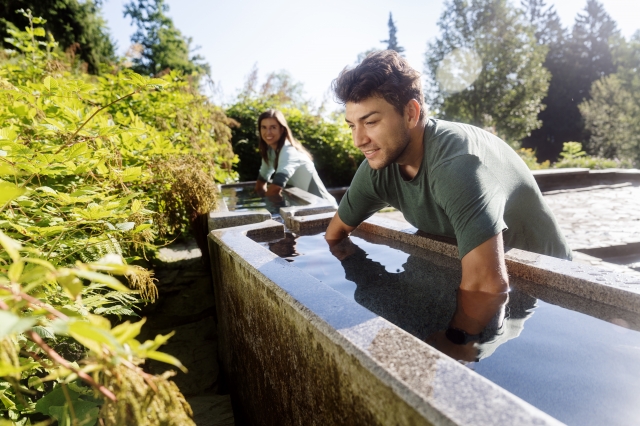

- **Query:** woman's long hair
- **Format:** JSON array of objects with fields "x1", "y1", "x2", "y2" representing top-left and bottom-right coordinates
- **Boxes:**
[{"x1": 257, "y1": 109, "x2": 312, "y2": 171}]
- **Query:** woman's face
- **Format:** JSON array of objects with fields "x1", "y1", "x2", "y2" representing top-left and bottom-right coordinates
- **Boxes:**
[{"x1": 260, "y1": 117, "x2": 285, "y2": 150}]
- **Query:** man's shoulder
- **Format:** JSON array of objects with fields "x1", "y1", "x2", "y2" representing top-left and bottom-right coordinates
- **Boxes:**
[{"x1": 426, "y1": 119, "x2": 508, "y2": 168}]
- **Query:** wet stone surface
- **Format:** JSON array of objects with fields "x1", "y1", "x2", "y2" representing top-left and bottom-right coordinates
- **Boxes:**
[{"x1": 140, "y1": 239, "x2": 234, "y2": 425}]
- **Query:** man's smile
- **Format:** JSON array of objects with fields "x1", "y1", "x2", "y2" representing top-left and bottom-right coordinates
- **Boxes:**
[{"x1": 363, "y1": 148, "x2": 380, "y2": 158}]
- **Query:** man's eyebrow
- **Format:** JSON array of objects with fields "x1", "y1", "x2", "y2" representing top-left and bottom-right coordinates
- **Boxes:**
[{"x1": 345, "y1": 111, "x2": 380, "y2": 124}]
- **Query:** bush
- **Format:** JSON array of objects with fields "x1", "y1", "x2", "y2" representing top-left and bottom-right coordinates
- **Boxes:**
[
  {"x1": 0, "y1": 13, "x2": 236, "y2": 425},
  {"x1": 516, "y1": 148, "x2": 550, "y2": 170},
  {"x1": 226, "y1": 95, "x2": 363, "y2": 188},
  {"x1": 551, "y1": 142, "x2": 633, "y2": 169}
]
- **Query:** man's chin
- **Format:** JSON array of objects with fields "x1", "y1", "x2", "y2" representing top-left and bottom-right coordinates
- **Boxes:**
[{"x1": 367, "y1": 158, "x2": 392, "y2": 170}]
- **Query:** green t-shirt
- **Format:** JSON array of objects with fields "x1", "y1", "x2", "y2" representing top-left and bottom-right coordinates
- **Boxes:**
[{"x1": 338, "y1": 119, "x2": 572, "y2": 260}]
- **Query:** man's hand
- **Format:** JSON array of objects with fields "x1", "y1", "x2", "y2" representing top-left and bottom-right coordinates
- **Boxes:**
[
  {"x1": 326, "y1": 237, "x2": 360, "y2": 261},
  {"x1": 460, "y1": 233, "x2": 509, "y2": 293}
]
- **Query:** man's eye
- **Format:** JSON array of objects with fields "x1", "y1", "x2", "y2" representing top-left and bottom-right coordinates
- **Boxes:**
[{"x1": 365, "y1": 121, "x2": 376, "y2": 126}]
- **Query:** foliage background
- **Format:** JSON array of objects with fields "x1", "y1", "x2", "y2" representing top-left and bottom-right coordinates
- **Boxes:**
[{"x1": 0, "y1": 13, "x2": 235, "y2": 425}]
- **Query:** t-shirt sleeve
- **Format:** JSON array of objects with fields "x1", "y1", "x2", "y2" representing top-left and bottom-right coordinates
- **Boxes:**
[
  {"x1": 337, "y1": 161, "x2": 388, "y2": 227},
  {"x1": 271, "y1": 145, "x2": 300, "y2": 187},
  {"x1": 258, "y1": 157, "x2": 274, "y2": 182},
  {"x1": 431, "y1": 154, "x2": 508, "y2": 259}
]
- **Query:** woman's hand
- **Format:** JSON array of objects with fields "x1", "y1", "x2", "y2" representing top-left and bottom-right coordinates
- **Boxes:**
[
  {"x1": 255, "y1": 180, "x2": 267, "y2": 197},
  {"x1": 265, "y1": 184, "x2": 283, "y2": 198}
]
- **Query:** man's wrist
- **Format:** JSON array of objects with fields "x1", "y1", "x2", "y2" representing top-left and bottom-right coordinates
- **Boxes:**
[{"x1": 445, "y1": 327, "x2": 482, "y2": 345}]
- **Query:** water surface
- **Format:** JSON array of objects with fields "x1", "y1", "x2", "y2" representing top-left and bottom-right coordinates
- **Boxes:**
[{"x1": 258, "y1": 231, "x2": 640, "y2": 426}]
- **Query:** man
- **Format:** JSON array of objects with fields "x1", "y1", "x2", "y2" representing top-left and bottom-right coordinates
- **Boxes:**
[{"x1": 325, "y1": 50, "x2": 571, "y2": 295}]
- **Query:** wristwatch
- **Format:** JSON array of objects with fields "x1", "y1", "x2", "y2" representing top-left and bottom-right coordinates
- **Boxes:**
[{"x1": 445, "y1": 327, "x2": 482, "y2": 345}]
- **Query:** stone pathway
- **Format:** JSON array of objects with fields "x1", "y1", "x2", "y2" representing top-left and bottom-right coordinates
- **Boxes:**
[
  {"x1": 376, "y1": 184, "x2": 640, "y2": 251},
  {"x1": 140, "y1": 240, "x2": 234, "y2": 426},
  {"x1": 541, "y1": 183, "x2": 640, "y2": 251},
  {"x1": 374, "y1": 183, "x2": 640, "y2": 274}
]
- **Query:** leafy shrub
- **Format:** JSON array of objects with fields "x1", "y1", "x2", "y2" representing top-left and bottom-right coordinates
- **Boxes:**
[
  {"x1": 226, "y1": 95, "x2": 363, "y2": 188},
  {"x1": 516, "y1": 148, "x2": 550, "y2": 170},
  {"x1": 517, "y1": 143, "x2": 633, "y2": 170},
  {"x1": 0, "y1": 13, "x2": 236, "y2": 425},
  {"x1": 551, "y1": 142, "x2": 632, "y2": 169}
]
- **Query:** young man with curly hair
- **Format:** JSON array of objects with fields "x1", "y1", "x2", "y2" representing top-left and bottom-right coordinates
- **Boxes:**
[{"x1": 325, "y1": 50, "x2": 571, "y2": 295}]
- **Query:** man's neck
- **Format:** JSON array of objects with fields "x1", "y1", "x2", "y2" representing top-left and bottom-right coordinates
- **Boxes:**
[{"x1": 397, "y1": 120, "x2": 427, "y2": 180}]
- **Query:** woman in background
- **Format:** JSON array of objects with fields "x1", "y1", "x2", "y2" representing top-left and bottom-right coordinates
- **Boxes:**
[{"x1": 255, "y1": 109, "x2": 337, "y2": 206}]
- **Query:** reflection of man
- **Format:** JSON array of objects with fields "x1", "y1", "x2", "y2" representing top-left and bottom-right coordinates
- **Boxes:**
[
  {"x1": 332, "y1": 237, "x2": 535, "y2": 359},
  {"x1": 325, "y1": 50, "x2": 571, "y2": 295}
]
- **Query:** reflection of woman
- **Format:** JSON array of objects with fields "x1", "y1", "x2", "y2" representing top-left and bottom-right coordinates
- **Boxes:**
[{"x1": 254, "y1": 110, "x2": 337, "y2": 206}]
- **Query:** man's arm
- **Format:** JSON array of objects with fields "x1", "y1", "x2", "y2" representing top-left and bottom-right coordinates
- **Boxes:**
[
  {"x1": 460, "y1": 232, "x2": 509, "y2": 294},
  {"x1": 325, "y1": 213, "x2": 357, "y2": 246}
]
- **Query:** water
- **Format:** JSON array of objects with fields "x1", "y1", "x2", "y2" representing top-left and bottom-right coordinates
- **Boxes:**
[
  {"x1": 257, "y1": 231, "x2": 640, "y2": 426},
  {"x1": 221, "y1": 186, "x2": 291, "y2": 215}
]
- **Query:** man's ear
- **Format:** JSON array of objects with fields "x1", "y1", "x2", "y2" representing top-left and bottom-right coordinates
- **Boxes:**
[{"x1": 404, "y1": 99, "x2": 421, "y2": 129}]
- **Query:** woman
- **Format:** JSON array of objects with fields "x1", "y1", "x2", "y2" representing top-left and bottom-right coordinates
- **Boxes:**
[{"x1": 255, "y1": 109, "x2": 337, "y2": 206}]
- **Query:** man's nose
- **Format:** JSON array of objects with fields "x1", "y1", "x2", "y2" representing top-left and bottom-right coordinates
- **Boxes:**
[{"x1": 353, "y1": 126, "x2": 369, "y2": 148}]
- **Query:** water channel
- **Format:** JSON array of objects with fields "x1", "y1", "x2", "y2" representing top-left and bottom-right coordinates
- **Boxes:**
[{"x1": 256, "y1": 231, "x2": 640, "y2": 426}]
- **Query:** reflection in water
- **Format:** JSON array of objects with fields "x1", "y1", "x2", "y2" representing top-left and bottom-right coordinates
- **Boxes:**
[
  {"x1": 260, "y1": 232, "x2": 640, "y2": 426},
  {"x1": 222, "y1": 186, "x2": 289, "y2": 215},
  {"x1": 330, "y1": 237, "x2": 533, "y2": 357}
]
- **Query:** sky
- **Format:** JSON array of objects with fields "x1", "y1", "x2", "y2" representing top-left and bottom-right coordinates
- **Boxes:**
[{"x1": 102, "y1": 0, "x2": 640, "y2": 107}]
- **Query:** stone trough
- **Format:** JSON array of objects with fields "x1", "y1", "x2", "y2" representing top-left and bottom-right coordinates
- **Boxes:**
[{"x1": 207, "y1": 179, "x2": 640, "y2": 426}]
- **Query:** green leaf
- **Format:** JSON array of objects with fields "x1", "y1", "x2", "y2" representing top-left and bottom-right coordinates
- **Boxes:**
[
  {"x1": 72, "y1": 270, "x2": 130, "y2": 293},
  {"x1": 68, "y1": 321, "x2": 119, "y2": 353},
  {"x1": 7, "y1": 260, "x2": 24, "y2": 282},
  {"x1": 32, "y1": 27, "x2": 45, "y2": 37},
  {"x1": 0, "y1": 231, "x2": 22, "y2": 262},
  {"x1": 0, "y1": 181, "x2": 26, "y2": 205},
  {"x1": 58, "y1": 274, "x2": 84, "y2": 298},
  {"x1": 115, "y1": 222, "x2": 135, "y2": 231},
  {"x1": 0, "y1": 163, "x2": 17, "y2": 176},
  {"x1": 121, "y1": 166, "x2": 142, "y2": 182},
  {"x1": 146, "y1": 350, "x2": 187, "y2": 373},
  {"x1": 0, "y1": 128, "x2": 17, "y2": 141},
  {"x1": 65, "y1": 142, "x2": 88, "y2": 160},
  {"x1": 0, "y1": 311, "x2": 37, "y2": 338},
  {"x1": 111, "y1": 318, "x2": 146, "y2": 344}
]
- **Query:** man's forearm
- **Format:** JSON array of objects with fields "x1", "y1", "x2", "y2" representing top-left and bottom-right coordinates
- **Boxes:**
[
  {"x1": 459, "y1": 233, "x2": 509, "y2": 294},
  {"x1": 325, "y1": 212, "x2": 356, "y2": 243}
]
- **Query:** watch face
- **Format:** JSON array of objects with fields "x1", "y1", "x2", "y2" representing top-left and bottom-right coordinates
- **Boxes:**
[
  {"x1": 445, "y1": 327, "x2": 481, "y2": 345},
  {"x1": 445, "y1": 327, "x2": 468, "y2": 345}
]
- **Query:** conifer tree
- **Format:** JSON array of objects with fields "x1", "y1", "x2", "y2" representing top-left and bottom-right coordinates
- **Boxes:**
[
  {"x1": 381, "y1": 12, "x2": 405, "y2": 54},
  {"x1": 124, "y1": 0, "x2": 209, "y2": 77},
  {"x1": 522, "y1": 0, "x2": 619, "y2": 160}
]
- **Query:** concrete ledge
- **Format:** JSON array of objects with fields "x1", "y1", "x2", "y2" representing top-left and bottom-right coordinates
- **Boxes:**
[
  {"x1": 532, "y1": 168, "x2": 640, "y2": 192},
  {"x1": 209, "y1": 209, "x2": 271, "y2": 233},
  {"x1": 208, "y1": 220, "x2": 562, "y2": 426},
  {"x1": 294, "y1": 214, "x2": 640, "y2": 314},
  {"x1": 212, "y1": 184, "x2": 338, "y2": 234}
]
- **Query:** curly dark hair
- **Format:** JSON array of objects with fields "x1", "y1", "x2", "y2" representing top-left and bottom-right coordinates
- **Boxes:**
[{"x1": 332, "y1": 50, "x2": 426, "y2": 120}]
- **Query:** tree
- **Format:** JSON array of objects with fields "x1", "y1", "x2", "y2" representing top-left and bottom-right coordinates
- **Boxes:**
[
  {"x1": 0, "y1": 0, "x2": 115, "y2": 73},
  {"x1": 579, "y1": 33, "x2": 640, "y2": 165},
  {"x1": 381, "y1": 12, "x2": 405, "y2": 54},
  {"x1": 124, "y1": 0, "x2": 209, "y2": 76},
  {"x1": 424, "y1": 0, "x2": 550, "y2": 143},
  {"x1": 521, "y1": 0, "x2": 564, "y2": 46},
  {"x1": 522, "y1": 0, "x2": 619, "y2": 160}
]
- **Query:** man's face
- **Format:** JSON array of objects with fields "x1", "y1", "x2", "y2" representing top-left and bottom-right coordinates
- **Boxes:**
[{"x1": 345, "y1": 96, "x2": 411, "y2": 170}]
